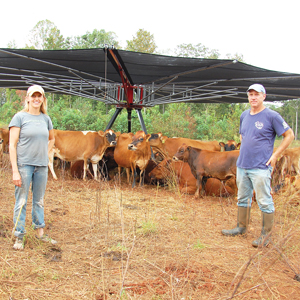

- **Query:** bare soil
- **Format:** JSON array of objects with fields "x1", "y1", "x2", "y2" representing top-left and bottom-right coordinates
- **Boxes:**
[{"x1": 1, "y1": 154, "x2": 300, "y2": 300}]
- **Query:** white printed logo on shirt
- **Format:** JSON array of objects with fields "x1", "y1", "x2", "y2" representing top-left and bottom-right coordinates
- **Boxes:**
[
  {"x1": 282, "y1": 121, "x2": 288, "y2": 129},
  {"x1": 255, "y1": 121, "x2": 263, "y2": 129}
]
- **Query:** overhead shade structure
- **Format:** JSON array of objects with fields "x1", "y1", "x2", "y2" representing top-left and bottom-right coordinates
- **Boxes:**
[{"x1": 1, "y1": 47, "x2": 300, "y2": 132}]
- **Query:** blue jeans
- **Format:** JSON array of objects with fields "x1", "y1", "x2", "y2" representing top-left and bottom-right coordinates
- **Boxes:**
[
  {"x1": 13, "y1": 165, "x2": 48, "y2": 238},
  {"x1": 236, "y1": 166, "x2": 274, "y2": 214}
]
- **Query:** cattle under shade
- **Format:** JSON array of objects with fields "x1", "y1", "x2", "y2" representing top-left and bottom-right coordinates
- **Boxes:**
[{"x1": 0, "y1": 47, "x2": 300, "y2": 132}]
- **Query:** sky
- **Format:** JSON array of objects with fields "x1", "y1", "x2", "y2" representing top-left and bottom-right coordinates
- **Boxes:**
[{"x1": 1, "y1": 0, "x2": 299, "y2": 74}]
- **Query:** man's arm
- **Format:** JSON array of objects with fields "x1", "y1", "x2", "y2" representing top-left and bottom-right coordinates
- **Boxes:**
[{"x1": 266, "y1": 128, "x2": 294, "y2": 167}]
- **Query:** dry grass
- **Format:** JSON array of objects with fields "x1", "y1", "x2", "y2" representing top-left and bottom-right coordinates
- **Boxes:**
[{"x1": 1, "y1": 154, "x2": 300, "y2": 299}]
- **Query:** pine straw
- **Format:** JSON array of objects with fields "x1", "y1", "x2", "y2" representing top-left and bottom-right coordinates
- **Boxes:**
[{"x1": 1, "y1": 154, "x2": 300, "y2": 299}]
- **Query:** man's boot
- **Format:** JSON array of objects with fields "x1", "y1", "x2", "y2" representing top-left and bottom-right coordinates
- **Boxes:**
[
  {"x1": 222, "y1": 206, "x2": 250, "y2": 236},
  {"x1": 252, "y1": 212, "x2": 274, "y2": 247}
]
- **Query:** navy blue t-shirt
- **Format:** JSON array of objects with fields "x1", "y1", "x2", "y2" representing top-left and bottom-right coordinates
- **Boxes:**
[{"x1": 237, "y1": 108, "x2": 289, "y2": 169}]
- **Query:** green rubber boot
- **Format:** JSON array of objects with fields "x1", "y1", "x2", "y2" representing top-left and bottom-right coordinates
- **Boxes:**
[
  {"x1": 252, "y1": 212, "x2": 274, "y2": 247},
  {"x1": 222, "y1": 206, "x2": 251, "y2": 236}
]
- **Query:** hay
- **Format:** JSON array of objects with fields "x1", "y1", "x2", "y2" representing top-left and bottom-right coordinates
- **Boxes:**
[{"x1": 1, "y1": 154, "x2": 300, "y2": 299}]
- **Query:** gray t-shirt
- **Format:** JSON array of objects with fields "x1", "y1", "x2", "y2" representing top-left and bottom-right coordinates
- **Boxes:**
[{"x1": 9, "y1": 112, "x2": 53, "y2": 166}]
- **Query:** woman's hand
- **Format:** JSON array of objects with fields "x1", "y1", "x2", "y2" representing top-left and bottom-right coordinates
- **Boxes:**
[{"x1": 12, "y1": 170, "x2": 22, "y2": 187}]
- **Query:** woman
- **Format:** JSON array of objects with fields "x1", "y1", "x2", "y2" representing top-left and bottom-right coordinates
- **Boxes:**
[{"x1": 9, "y1": 85, "x2": 56, "y2": 250}]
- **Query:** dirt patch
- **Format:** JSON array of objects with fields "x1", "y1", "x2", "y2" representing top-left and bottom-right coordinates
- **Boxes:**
[{"x1": 1, "y1": 155, "x2": 300, "y2": 299}]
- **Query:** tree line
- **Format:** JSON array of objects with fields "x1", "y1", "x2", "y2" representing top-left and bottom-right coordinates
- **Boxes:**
[{"x1": 1, "y1": 20, "x2": 299, "y2": 141}]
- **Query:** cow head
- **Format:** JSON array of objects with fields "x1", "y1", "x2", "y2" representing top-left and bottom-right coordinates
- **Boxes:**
[
  {"x1": 149, "y1": 158, "x2": 172, "y2": 180},
  {"x1": 173, "y1": 143, "x2": 190, "y2": 162},
  {"x1": 219, "y1": 140, "x2": 240, "y2": 151},
  {"x1": 149, "y1": 132, "x2": 168, "y2": 147},
  {"x1": 149, "y1": 132, "x2": 162, "y2": 147},
  {"x1": 101, "y1": 129, "x2": 120, "y2": 147},
  {"x1": 128, "y1": 131, "x2": 151, "y2": 151}
]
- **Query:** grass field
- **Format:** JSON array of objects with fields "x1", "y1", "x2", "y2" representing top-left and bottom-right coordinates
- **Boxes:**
[{"x1": 1, "y1": 154, "x2": 300, "y2": 299}]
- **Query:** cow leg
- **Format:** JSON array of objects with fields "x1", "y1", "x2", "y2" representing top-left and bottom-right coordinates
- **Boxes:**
[
  {"x1": 131, "y1": 168, "x2": 136, "y2": 188},
  {"x1": 118, "y1": 166, "x2": 122, "y2": 184},
  {"x1": 125, "y1": 168, "x2": 130, "y2": 184},
  {"x1": 92, "y1": 163, "x2": 98, "y2": 181},
  {"x1": 195, "y1": 176, "x2": 203, "y2": 198},
  {"x1": 83, "y1": 160, "x2": 88, "y2": 181},
  {"x1": 48, "y1": 149, "x2": 58, "y2": 180},
  {"x1": 139, "y1": 170, "x2": 145, "y2": 186}
]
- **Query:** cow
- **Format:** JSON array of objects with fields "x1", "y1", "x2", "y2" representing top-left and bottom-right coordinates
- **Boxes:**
[
  {"x1": 70, "y1": 147, "x2": 118, "y2": 180},
  {"x1": 48, "y1": 129, "x2": 119, "y2": 181},
  {"x1": 114, "y1": 131, "x2": 151, "y2": 187},
  {"x1": 281, "y1": 147, "x2": 300, "y2": 175},
  {"x1": 0, "y1": 133, "x2": 2, "y2": 163},
  {"x1": 204, "y1": 177, "x2": 236, "y2": 197},
  {"x1": 149, "y1": 133, "x2": 222, "y2": 159},
  {"x1": 0, "y1": 128, "x2": 9, "y2": 153},
  {"x1": 70, "y1": 160, "x2": 94, "y2": 179},
  {"x1": 149, "y1": 158, "x2": 236, "y2": 196},
  {"x1": 219, "y1": 140, "x2": 241, "y2": 151},
  {"x1": 98, "y1": 147, "x2": 119, "y2": 181},
  {"x1": 149, "y1": 133, "x2": 238, "y2": 158},
  {"x1": 0, "y1": 128, "x2": 9, "y2": 164},
  {"x1": 149, "y1": 158, "x2": 197, "y2": 194},
  {"x1": 173, "y1": 143, "x2": 239, "y2": 198}
]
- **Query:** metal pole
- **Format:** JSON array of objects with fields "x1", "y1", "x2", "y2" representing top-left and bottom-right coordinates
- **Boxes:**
[
  {"x1": 105, "y1": 107, "x2": 122, "y2": 130},
  {"x1": 127, "y1": 108, "x2": 132, "y2": 133},
  {"x1": 136, "y1": 109, "x2": 155, "y2": 160},
  {"x1": 136, "y1": 109, "x2": 147, "y2": 133}
]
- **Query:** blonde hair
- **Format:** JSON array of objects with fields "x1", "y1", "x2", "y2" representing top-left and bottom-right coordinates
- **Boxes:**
[{"x1": 22, "y1": 94, "x2": 48, "y2": 115}]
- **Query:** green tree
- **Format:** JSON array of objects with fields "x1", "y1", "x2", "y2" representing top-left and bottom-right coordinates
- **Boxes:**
[
  {"x1": 26, "y1": 20, "x2": 65, "y2": 50},
  {"x1": 225, "y1": 52, "x2": 245, "y2": 62},
  {"x1": 175, "y1": 43, "x2": 220, "y2": 58},
  {"x1": 276, "y1": 99, "x2": 300, "y2": 140},
  {"x1": 0, "y1": 89, "x2": 24, "y2": 126},
  {"x1": 7, "y1": 40, "x2": 18, "y2": 48},
  {"x1": 126, "y1": 29, "x2": 157, "y2": 53},
  {"x1": 66, "y1": 29, "x2": 120, "y2": 49}
]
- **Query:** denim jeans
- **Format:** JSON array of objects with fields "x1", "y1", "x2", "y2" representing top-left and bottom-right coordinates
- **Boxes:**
[
  {"x1": 236, "y1": 166, "x2": 274, "y2": 214},
  {"x1": 13, "y1": 165, "x2": 48, "y2": 238}
]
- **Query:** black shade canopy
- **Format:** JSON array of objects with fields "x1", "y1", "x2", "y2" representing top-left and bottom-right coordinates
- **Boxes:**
[{"x1": 0, "y1": 47, "x2": 300, "y2": 106}]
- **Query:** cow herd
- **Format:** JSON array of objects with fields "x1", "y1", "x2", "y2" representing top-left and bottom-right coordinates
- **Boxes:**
[{"x1": 1, "y1": 127, "x2": 300, "y2": 198}]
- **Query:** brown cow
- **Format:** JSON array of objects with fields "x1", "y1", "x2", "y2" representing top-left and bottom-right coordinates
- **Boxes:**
[
  {"x1": 281, "y1": 147, "x2": 300, "y2": 175},
  {"x1": 204, "y1": 177, "x2": 236, "y2": 197},
  {"x1": 149, "y1": 159, "x2": 197, "y2": 194},
  {"x1": 173, "y1": 144, "x2": 239, "y2": 198},
  {"x1": 0, "y1": 128, "x2": 9, "y2": 155},
  {"x1": 114, "y1": 131, "x2": 151, "y2": 187},
  {"x1": 219, "y1": 140, "x2": 241, "y2": 151},
  {"x1": 70, "y1": 147, "x2": 118, "y2": 180},
  {"x1": 149, "y1": 158, "x2": 236, "y2": 196},
  {"x1": 70, "y1": 160, "x2": 94, "y2": 179},
  {"x1": 48, "y1": 129, "x2": 119, "y2": 180},
  {"x1": 149, "y1": 133, "x2": 222, "y2": 158}
]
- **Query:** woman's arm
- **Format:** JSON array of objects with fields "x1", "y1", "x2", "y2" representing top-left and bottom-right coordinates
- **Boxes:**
[
  {"x1": 9, "y1": 126, "x2": 22, "y2": 187},
  {"x1": 48, "y1": 129, "x2": 55, "y2": 154}
]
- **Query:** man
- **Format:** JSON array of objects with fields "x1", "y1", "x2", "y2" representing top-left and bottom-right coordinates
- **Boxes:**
[{"x1": 222, "y1": 84, "x2": 294, "y2": 247}]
